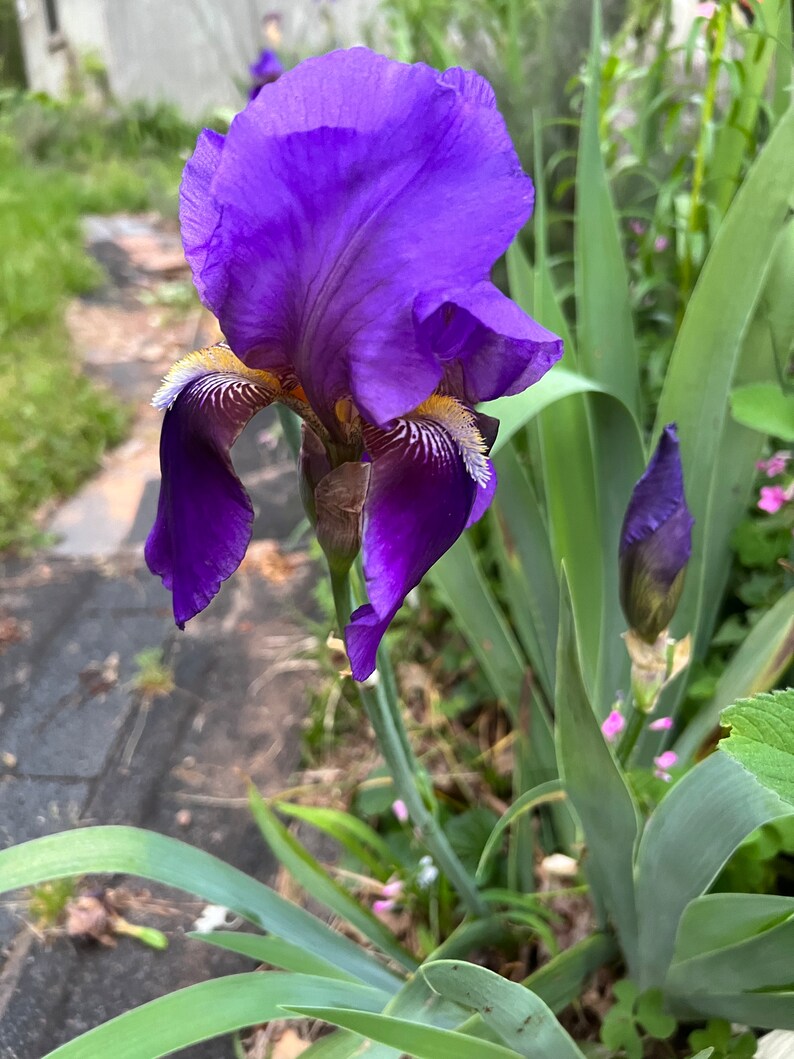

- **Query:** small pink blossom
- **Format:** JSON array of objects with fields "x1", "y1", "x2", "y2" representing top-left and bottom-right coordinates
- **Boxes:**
[
  {"x1": 695, "y1": 2, "x2": 718, "y2": 18},
  {"x1": 648, "y1": 716, "x2": 673, "y2": 731},
  {"x1": 391, "y1": 799, "x2": 409, "y2": 823},
  {"x1": 381, "y1": 879, "x2": 403, "y2": 899},
  {"x1": 629, "y1": 220, "x2": 646, "y2": 236},
  {"x1": 601, "y1": 709, "x2": 626, "y2": 742},
  {"x1": 372, "y1": 899, "x2": 395, "y2": 916},
  {"x1": 757, "y1": 452, "x2": 791, "y2": 477},
  {"x1": 654, "y1": 750, "x2": 678, "y2": 781},
  {"x1": 758, "y1": 486, "x2": 788, "y2": 514},
  {"x1": 654, "y1": 236, "x2": 669, "y2": 252}
]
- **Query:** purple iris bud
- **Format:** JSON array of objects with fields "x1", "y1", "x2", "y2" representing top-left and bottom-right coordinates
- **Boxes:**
[
  {"x1": 248, "y1": 49, "x2": 283, "y2": 101},
  {"x1": 145, "y1": 48, "x2": 563, "y2": 680},
  {"x1": 619, "y1": 424, "x2": 694, "y2": 643}
]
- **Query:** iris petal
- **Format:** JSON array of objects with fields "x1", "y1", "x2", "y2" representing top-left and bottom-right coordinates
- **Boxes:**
[
  {"x1": 145, "y1": 346, "x2": 278, "y2": 626},
  {"x1": 346, "y1": 398, "x2": 490, "y2": 679},
  {"x1": 179, "y1": 49, "x2": 548, "y2": 427},
  {"x1": 415, "y1": 282, "x2": 563, "y2": 405}
]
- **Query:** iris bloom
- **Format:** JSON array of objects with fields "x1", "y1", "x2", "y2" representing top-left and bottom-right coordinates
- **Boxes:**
[
  {"x1": 619, "y1": 424, "x2": 694, "y2": 643},
  {"x1": 248, "y1": 49, "x2": 283, "y2": 100},
  {"x1": 146, "y1": 49, "x2": 562, "y2": 680}
]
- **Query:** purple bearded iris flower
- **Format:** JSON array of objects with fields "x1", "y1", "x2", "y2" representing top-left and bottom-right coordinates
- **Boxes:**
[
  {"x1": 619, "y1": 424, "x2": 694, "y2": 643},
  {"x1": 248, "y1": 49, "x2": 283, "y2": 100},
  {"x1": 145, "y1": 48, "x2": 563, "y2": 680}
]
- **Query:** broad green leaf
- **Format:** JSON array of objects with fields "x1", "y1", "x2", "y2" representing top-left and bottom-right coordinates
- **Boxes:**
[
  {"x1": 683, "y1": 219, "x2": 794, "y2": 666},
  {"x1": 429, "y1": 535, "x2": 528, "y2": 712},
  {"x1": 731, "y1": 383, "x2": 794, "y2": 441},
  {"x1": 671, "y1": 893, "x2": 794, "y2": 963},
  {"x1": 655, "y1": 105, "x2": 794, "y2": 651},
  {"x1": 506, "y1": 240, "x2": 534, "y2": 315},
  {"x1": 284, "y1": 1007, "x2": 522, "y2": 1059},
  {"x1": 675, "y1": 591, "x2": 794, "y2": 760},
  {"x1": 476, "y1": 780, "x2": 565, "y2": 884},
  {"x1": 575, "y1": 0, "x2": 640, "y2": 415},
  {"x1": 42, "y1": 973, "x2": 389, "y2": 1059},
  {"x1": 189, "y1": 931, "x2": 360, "y2": 982},
  {"x1": 720, "y1": 689, "x2": 794, "y2": 806},
  {"x1": 523, "y1": 933, "x2": 617, "y2": 1014},
  {"x1": 491, "y1": 445, "x2": 559, "y2": 696},
  {"x1": 668, "y1": 896, "x2": 794, "y2": 994},
  {"x1": 517, "y1": 137, "x2": 603, "y2": 691},
  {"x1": 670, "y1": 990, "x2": 794, "y2": 1030},
  {"x1": 484, "y1": 368, "x2": 602, "y2": 456},
  {"x1": 555, "y1": 574, "x2": 640, "y2": 973},
  {"x1": 422, "y1": 961, "x2": 585, "y2": 1059},
  {"x1": 272, "y1": 802, "x2": 396, "y2": 879},
  {"x1": 249, "y1": 789, "x2": 417, "y2": 971},
  {"x1": 634, "y1": 752, "x2": 790, "y2": 989},
  {"x1": 0, "y1": 826, "x2": 401, "y2": 992},
  {"x1": 589, "y1": 393, "x2": 643, "y2": 711}
]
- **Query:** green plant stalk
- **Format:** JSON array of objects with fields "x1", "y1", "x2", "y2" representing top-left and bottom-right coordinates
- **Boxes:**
[
  {"x1": 681, "y1": 0, "x2": 729, "y2": 299},
  {"x1": 329, "y1": 566, "x2": 488, "y2": 918},
  {"x1": 617, "y1": 694, "x2": 643, "y2": 767}
]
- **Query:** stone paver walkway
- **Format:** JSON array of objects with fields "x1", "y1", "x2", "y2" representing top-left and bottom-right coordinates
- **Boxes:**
[{"x1": 0, "y1": 216, "x2": 319, "y2": 1059}]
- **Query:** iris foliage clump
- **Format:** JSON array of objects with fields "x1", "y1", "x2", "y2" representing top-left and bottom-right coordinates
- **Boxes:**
[{"x1": 0, "y1": 1, "x2": 793, "y2": 1056}]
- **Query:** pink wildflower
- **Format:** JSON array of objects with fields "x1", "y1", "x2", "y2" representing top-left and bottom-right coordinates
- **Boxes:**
[
  {"x1": 629, "y1": 220, "x2": 646, "y2": 236},
  {"x1": 391, "y1": 799, "x2": 409, "y2": 823},
  {"x1": 758, "y1": 486, "x2": 788, "y2": 514},
  {"x1": 695, "y1": 2, "x2": 718, "y2": 18},
  {"x1": 654, "y1": 236, "x2": 669, "y2": 252},
  {"x1": 373, "y1": 899, "x2": 395, "y2": 916},
  {"x1": 601, "y1": 709, "x2": 626, "y2": 742},
  {"x1": 381, "y1": 879, "x2": 403, "y2": 899},
  {"x1": 757, "y1": 452, "x2": 791, "y2": 478},
  {"x1": 653, "y1": 750, "x2": 678, "y2": 782},
  {"x1": 648, "y1": 716, "x2": 673, "y2": 731}
]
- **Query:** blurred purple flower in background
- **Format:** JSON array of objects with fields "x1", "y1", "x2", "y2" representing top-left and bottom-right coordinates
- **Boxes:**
[
  {"x1": 146, "y1": 48, "x2": 562, "y2": 680},
  {"x1": 248, "y1": 48, "x2": 283, "y2": 100},
  {"x1": 619, "y1": 424, "x2": 694, "y2": 643}
]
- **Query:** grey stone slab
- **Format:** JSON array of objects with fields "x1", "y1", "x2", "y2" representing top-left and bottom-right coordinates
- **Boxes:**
[
  {"x1": 0, "y1": 564, "x2": 171, "y2": 780},
  {"x1": 0, "y1": 777, "x2": 91, "y2": 948},
  {"x1": 0, "y1": 551, "x2": 320, "y2": 1059}
]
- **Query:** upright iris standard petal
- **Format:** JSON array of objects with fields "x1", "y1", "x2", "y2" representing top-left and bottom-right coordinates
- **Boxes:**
[
  {"x1": 145, "y1": 346, "x2": 279, "y2": 626},
  {"x1": 619, "y1": 424, "x2": 694, "y2": 642},
  {"x1": 179, "y1": 48, "x2": 562, "y2": 430},
  {"x1": 346, "y1": 396, "x2": 491, "y2": 679}
]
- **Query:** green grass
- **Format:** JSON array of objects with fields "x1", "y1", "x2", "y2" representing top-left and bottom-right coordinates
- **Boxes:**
[{"x1": 0, "y1": 92, "x2": 198, "y2": 551}]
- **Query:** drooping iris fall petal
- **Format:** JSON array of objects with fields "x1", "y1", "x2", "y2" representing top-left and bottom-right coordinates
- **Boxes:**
[
  {"x1": 145, "y1": 347, "x2": 279, "y2": 626},
  {"x1": 346, "y1": 397, "x2": 492, "y2": 679}
]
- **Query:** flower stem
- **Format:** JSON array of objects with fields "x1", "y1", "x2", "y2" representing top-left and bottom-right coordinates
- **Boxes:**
[
  {"x1": 329, "y1": 566, "x2": 487, "y2": 917},
  {"x1": 617, "y1": 695, "x2": 644, "y2": 768},
  {"x1": 681, "y1": 0, "x2": 728, "y2": 299}
]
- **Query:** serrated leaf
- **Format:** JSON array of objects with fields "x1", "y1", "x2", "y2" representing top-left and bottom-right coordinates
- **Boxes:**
[
  {"x1": 676, "y1": 590, "x2": 794, "y2": 762},
  {"x1": 721, "y1": 689, "x2": 794, "y2": 806}
]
